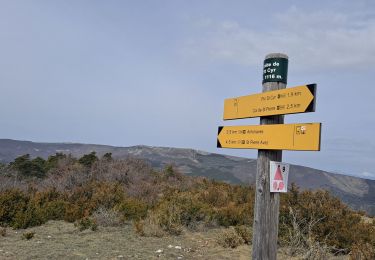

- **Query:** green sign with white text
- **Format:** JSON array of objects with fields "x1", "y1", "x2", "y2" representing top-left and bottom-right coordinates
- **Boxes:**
[{"x1": 263, "y1": 58, "x2": 288, "y2": 84}]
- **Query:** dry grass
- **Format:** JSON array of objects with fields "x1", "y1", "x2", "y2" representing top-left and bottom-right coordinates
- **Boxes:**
[{"x1": 0, "y1": 221, "x2": 349, "y2": 260}]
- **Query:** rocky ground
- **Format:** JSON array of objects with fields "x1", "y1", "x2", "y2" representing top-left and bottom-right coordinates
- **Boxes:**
[{"x1": 0, "y1": 221, "x2": 348, "y2": 260}]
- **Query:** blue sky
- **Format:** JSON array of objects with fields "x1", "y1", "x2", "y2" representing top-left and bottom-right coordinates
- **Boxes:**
[{"x1": 0, "y1": 1, "x2": 374, "y2": 179}]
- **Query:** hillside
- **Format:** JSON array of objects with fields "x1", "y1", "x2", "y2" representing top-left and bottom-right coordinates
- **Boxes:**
[{"x1": 0, "y1": 139, "x2": 374, "y2": 216}]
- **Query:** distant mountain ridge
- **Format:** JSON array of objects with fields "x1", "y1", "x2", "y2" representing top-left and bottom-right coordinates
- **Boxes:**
[{"x1": 0, "y1": 139, "x2": 374, "y2": 216}]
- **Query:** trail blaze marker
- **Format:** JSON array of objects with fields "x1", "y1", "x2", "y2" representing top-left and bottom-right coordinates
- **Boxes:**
[
  {"x1": 216, "y1": 53, "x2": 322, "y2": 260},
  {"x1": 270, "y1": 161, "x2": 289, "y2": 193},
  {"x1": 223, "y1": 84, "x2": 316, "y2": 120}
]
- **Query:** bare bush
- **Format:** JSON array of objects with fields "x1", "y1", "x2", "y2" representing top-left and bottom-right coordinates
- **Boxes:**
[
  {"x1": 0, "y1": 172, "x2": 30, "y2": 192},
  {"x1": 40, "y1": 164, "x2": 88, "y2": 192},
  {"x1": 126, "y1": 181, "x2": 161, "y2": 206},
  {"x1": 281, "y1": 207, "x2": 333, "y2": 259},
  {"x1": 134, "y1": 214, "x2": 166, "y2": 238},
  {"x1": 92, "y1": 207, "x2": 122, "y2": 227},
  {"x1": 91, "y1": 158, "x2": 154, "y2": 184},
  {"x1": 350, "y1": 242, "x2": 375, "y2": 260},
  {"x1": 216, "y1": 227, "x2": 245, "y2": 248}
]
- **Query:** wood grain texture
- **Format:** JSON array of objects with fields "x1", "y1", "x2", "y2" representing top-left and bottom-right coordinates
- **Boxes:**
[{"x1": 252, "y1": 53, "x2": 288, "y2": 260}]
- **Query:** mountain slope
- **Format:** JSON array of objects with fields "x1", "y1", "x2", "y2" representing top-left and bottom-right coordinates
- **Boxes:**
[{"x1": 0, "y1": 139, "x2": 374, "y2": 215}]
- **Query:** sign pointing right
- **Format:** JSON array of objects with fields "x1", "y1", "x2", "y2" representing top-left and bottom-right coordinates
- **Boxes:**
[{"x1": 223, "y1": 84, "x2": 316, "y2": 120}]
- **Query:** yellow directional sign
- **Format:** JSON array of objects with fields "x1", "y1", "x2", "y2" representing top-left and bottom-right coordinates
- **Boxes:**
[
  {"x1": 223, "y1": 84, "x2": 316, "y2": 120},
  {"x1": 217, "y1": 123, "x2": 321, "y2": 151}
]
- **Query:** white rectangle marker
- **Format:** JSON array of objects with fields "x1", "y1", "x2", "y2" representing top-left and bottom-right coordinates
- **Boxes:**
[{"x1": 270, "y1": 161, "x2": 290, "y2": 193}]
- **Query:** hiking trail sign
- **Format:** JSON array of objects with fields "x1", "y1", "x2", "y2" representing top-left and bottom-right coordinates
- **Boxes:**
[
  {"x1": 216, "y1": 53, "x2": 322, "y2": 260},
  {"x1": 217, "y1": 123, "x2": 321, "y2": 151},
  {"x1": 270, "y1": 161, "x2": 289, "y2": 193},
  {"x1": 223, "y1": 84, "x2": 316, "y2": 120}
]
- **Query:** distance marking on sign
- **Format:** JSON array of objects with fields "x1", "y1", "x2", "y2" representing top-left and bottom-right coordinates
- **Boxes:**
[
  {"x1": 223, "y1": 84, "x2": 316, "y2": 120},
  {"x1": 217, "y1": 123, "x2": 321, "y2": 151}
]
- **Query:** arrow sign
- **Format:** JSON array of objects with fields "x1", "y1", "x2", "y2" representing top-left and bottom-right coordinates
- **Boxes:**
[
  {"x1": 223, "y1": 84, "x2": 316, "y2": 120},
  {"x1": 217, "y1": 123, "x2": 321, "y2": 151}
]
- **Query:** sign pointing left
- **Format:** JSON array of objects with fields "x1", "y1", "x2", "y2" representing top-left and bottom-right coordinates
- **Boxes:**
[{"x1": 217, "y1": 123, "x2": 321, "y2": 151}]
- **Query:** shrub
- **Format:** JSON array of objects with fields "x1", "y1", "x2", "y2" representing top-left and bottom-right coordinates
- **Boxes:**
[
  {"x1": 102, "y1": 153, "x2": 113, "y2": 162},
  {"x1": 135, "y1": 214, "x2": 166, "y2": 237},
  {"x1": 303, "y1": 241, "x2": 331, "y2": 260},
  {"x1": 163, "y1": 165, "x2": 183, "y2": 181},
  {"x1": 13, "y1": 201, "x2": 46, "y2": 229},
  {"x1": 199, "y1": 185, "x2": 230, "y2": 207},
  {"x1": 234, "y1": 225, "x2": 252, "y2": 244},
  {"x1": 89, "y1": 182, "x2": 125, "y2": 210},
  {"x1": 0, "y1": 227, "x2": 6, "y2": 237},
  {"x1": 280, "y1": 187, "x2": 375, "y2": 251},
  {"x1": 158, "y1": 191, "x2": 215, "y2": 230},
  {"x1": 0, "y1": 189, "x2": 29, "y2": 226},
  {"x1": 350, "y1": 242, "x2": 375, "y2": 260},
  {"x1": 150, "y1": 203, "x2": 183, "y2": 236},
  {"x1": 45, "y1": 153, "x2": 68, "y2": 171},
  {"x1": 64, "y1": 203, "x2": 84, "y2": 223},
  {"x1": 22, "y1": 231, "x2": 35, "y2": 240},
  {"x1": 149, "y1": 192, "x2": 213, "y2": 235},
  {"x1": 115, "y1": 197, "x2": 148, "y2": 221},
  {"x1": 92, "y1": 207, "x2": 122, "y2": 227},
  {"x1": 10, "y1": 154, "x2": 46, "y2": 178},
  {"x1": 43, "y1": 200, "x2": 67, "y2": 220},
  {"x1": 279, "y1": 207, "x2": 333, "y2": 256},
  {"x1": 133, "y1": 219, "x2": 145, "y2": 236},
  {"x1": 0, "y1": 154, "x2": 374, "y2": 257},
  {"x1": 215, "y1": 202, "x2": 250, "y2": 227},
  {"x1": 78, "y1": 152, "x2": 98, "y2": 168},
  {"x1": 75, "y1": 217, "x2": 98, "y2": 231},
  {"x1": 217, "y1": 227, "x2": 244, "y2": 248}
]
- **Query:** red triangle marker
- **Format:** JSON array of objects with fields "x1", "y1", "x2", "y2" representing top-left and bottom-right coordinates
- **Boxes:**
[{"x1": 274, "y1": 165, "x2": 283, "y2": 181}]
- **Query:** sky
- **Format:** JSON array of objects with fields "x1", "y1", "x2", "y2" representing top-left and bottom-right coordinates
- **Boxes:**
[{"x1": 0, "y1": 0, "x2": 374, "y2": 180}]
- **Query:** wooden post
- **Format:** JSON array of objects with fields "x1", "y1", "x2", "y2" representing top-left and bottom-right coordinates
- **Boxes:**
[{"x1": 252, "y1": 53, "x2": 288, "y2": 259}]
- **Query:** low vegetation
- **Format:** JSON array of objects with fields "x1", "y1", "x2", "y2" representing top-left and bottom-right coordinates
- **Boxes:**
[
  {"x1": 0, "y1": 152, "x2": 374, "y2": 257},
  {"x1": 21, "y1": 231, "x2": 35, "y2": 240}
]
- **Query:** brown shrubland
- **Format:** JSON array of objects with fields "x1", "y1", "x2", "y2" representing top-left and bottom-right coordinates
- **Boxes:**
[{"x1": 0, "y1": 153, "x2": 373, "y2": 257}]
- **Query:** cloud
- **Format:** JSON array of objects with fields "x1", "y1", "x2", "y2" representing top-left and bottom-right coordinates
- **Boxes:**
[
  {"x1": 325, "y1": 138, "x2": 375, "y2": 154},
  {"x1": 183, "y1": 7, "x2": 375, "y2": 70}
]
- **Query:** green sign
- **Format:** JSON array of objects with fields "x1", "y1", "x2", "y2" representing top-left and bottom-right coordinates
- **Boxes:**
[{"x1": 263, "y1": 58, "x2": 288, "y2": 84}]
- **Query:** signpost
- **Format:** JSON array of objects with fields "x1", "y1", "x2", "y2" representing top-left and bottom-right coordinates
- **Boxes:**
[
  {"x1": 217, "y1": 123, "x2": 321, "y2": 151},
  {"x1": 216, "y1": 53, "x2": 321, "y2": 260},
  {"x1": 223, "y1": 84, "x2": 316, "y2": 120}
]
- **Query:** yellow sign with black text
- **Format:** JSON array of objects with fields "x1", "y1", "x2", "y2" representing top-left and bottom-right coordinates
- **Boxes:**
[
  {"x1": 217, "y1": 123, "x2": 321, "y2": 151},
  {"x1": 223, "y1": 84, "x2": 316, "y2": 120}
]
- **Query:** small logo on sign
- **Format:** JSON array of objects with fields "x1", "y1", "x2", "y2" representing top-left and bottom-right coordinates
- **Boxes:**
[{"x1": 296, "y1": 125, "x2": 306, "y2": 135}]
